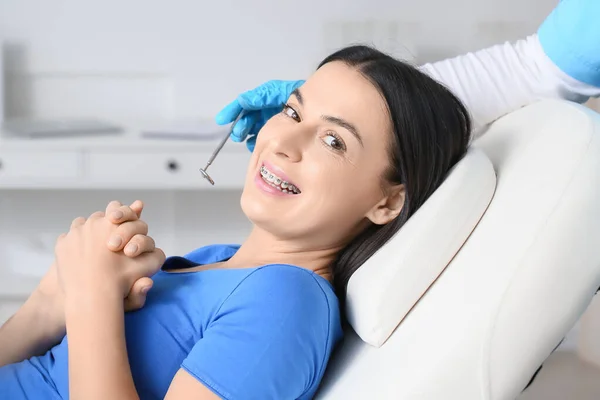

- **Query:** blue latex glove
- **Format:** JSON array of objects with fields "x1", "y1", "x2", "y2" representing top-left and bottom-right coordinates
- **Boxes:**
[
  {"x1": 538, "y1": 0, "x2": 600, "y2": 87},
  {"x1": 215, "y1": 79, "x2": 305, "y2": 152}
]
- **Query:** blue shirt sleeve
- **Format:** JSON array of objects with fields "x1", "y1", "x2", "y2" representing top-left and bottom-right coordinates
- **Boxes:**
[{"x1": 180, "y1": 265, "x2": 335, "y2": 400}]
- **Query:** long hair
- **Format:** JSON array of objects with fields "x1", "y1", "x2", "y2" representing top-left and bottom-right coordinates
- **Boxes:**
[{"x1": 319, "y1": 45, "x2": 472, "y2": 302}]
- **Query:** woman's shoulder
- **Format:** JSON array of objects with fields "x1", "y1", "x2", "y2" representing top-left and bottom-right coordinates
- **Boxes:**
[
  {"x1": 219, "y1": 263, "x2": 341, "y2": 335},
  {"x1": 233, "y1": 263, "x2": 339, "y2": 313},
  {"x1": 217, "y1": 263, "x2": 342, "y2": 351}
]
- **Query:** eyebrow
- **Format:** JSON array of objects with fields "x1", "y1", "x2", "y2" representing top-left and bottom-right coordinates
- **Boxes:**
[
  {"x1": 291, "y1": 88, "x2": 304, "y2": 106},
  {"x1": 290, "y1": 88, "x2": 364, "y2": 147},
  {"x1": 321, "y1": 115, "x2": 364, "y2": 147}
]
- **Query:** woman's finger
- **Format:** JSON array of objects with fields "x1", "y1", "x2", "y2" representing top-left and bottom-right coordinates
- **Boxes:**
[
  {"x1": 70, "y1": 216, "x2": 86, "y2": 230},
  {"x1": 107, "y1": 220, "x2": 149, "y2": 251},
  {"x1": 129, "y1": 200, "x2": 144, "y2": 218},
  {"x1": 107, "y1": 205, "x2": 140, "y2": 224},
  {"x1": 105, "y1": 200, "x2": 123, "y2": 216},
  {"x1": 124, "y1": 277, "x2": 153, "y2": 312},
  {"x1": 131, "y1": 248, "x2": 167, "y2": 278},
  {"x1": 123, "y1": 234, "x2": 156, "y2": 257},
  {"x1": 55, "y1": 232, "x2": 67, "y2": 248},
  {"x1": 88, "y1": 211, "x2": 105, "y2": 220}
]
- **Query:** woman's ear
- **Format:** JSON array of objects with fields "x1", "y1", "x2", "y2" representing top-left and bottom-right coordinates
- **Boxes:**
[{"x1": 366, "y1": 184, "x2": 405, "y2": 225}]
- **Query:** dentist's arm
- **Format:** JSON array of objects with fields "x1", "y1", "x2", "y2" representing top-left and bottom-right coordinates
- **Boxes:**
[
  {"x1": 420, "y1": 0, "x2": 600, "y2": 133},
  {"x1": 419, "y1": 34, "x2": 599, "y2": 134}
]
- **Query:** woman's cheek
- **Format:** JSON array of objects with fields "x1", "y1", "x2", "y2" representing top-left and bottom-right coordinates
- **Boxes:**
[{"x1": 259, "y1": 117, "x2": 282, "y2": 137}]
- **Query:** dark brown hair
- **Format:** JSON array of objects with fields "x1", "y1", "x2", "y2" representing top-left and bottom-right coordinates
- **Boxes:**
[{"x1": 319, "y1": 45, "x2": 472, "y2": 302}]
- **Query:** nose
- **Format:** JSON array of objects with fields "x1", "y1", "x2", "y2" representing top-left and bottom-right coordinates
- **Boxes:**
[{"x1": 269, "y1": 123, "x2": 310, "y2": 162}]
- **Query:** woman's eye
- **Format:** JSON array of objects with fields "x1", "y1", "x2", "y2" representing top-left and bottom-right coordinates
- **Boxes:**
[
  {"x1": 323, "y1": 133, "x2": 346, "y2": 151},
  {"x1": 282, "y1": 104, "x2": 300, "y2": 122}
]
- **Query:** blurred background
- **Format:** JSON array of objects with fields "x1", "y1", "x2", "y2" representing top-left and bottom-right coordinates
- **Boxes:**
[
  {"x1": 0, "y1": 0, "x2": 559, "y2": 122},
  {"x1": 0, "y1": 0, "x2": 599, "y2": 398}
]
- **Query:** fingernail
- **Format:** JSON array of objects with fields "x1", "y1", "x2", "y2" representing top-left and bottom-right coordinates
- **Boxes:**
[
  {"x1": 141, "y1": 286, "x2": 151, "y2": 294},
  {"x1": 108, "y1": 236, "x2": 122, "y2": 248},
  {"x1": 125, "y1": 243, "x2": 138, "y2": 254},
  {"x1": 112, "y1": 210, "x2": 124, "y2": 220}
]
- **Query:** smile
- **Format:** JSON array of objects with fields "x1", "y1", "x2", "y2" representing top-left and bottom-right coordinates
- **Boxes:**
[{"x1": 259, "y1": 165, "x2": 301, "y2": 195}]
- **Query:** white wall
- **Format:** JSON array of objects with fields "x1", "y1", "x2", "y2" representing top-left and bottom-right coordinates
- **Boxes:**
[{"x1": 0, "y1": 0, "x2": 557, "y2": 122}]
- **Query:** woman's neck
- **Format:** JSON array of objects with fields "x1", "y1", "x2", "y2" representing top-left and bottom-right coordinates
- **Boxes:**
[{"x1": 225, "y1": 226, "x2": 342, "y2": 282}]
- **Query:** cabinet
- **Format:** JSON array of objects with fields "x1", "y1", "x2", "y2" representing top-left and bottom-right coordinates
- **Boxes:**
[{"x1": 0, "y1": 131, "x2": 251, "y2": 189}]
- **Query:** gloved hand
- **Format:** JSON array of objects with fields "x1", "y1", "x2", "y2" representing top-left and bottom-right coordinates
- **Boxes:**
[
  {"x1": 215, "y1": 79, "x2": 305, "y2": 152},
  {"x1": 538, "y1": 0, "x2": 600, "y2": 87}
]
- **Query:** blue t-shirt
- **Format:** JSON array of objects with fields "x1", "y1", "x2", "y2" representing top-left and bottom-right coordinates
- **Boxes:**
[{"x1": 0, "y1": 244, "x2": 343, "y2": 400}]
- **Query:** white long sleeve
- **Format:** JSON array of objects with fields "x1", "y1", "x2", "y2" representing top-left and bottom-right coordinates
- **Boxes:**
[{"x1": 418, "y1": 34, "x2": 600, "y2": 135}]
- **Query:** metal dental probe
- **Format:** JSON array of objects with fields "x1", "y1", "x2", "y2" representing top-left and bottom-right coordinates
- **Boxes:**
[{"x1": 199, "y1": 112, "x2": 245, "y2": 185}]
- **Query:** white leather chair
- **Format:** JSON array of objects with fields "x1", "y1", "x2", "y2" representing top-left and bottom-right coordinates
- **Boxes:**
[{"x1": 316, "y1": 100, "x2": 600, "y2": 400}]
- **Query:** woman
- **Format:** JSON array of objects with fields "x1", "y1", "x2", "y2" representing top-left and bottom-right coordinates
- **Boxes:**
[{"x1": 1, "y1": 7, "x2": 600, "y2": 400}]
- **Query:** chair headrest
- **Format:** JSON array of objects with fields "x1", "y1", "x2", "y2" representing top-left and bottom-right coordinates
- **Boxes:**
[{"x1": 345, "y1": 147, "x2": 496, "y2": 347}]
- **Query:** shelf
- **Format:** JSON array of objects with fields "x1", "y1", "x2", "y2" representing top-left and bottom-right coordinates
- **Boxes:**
[{"x1": 0, "y1": 128, "x2": 252, "y2": 190}]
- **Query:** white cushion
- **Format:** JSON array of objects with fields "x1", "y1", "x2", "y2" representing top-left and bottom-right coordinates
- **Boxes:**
[{"x1": 345, "y1": 147, "x2": 496, "y2": 347}]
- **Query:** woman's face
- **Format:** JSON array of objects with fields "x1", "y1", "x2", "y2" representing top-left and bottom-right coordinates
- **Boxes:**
[{"x1": 240, "y1": 61, "x2": 405, "y2": 249}]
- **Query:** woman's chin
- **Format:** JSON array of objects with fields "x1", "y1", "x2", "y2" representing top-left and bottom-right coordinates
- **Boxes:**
[
  {"x1": 240, "y1": 192, "x2": 299, "y2": 236},
  {"x1": 240, "y1": 192, "x2": 274, "y2": 223}
]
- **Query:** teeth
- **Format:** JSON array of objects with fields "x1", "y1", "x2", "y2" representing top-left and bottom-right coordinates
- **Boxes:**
[{"x1": 260, "y1": 165, "x2": 300, "y2": 194}]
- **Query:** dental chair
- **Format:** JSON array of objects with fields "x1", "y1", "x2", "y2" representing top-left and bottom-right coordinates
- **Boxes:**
[{"x1": 316, "y1": 99, "x2": 600, "y2": 400}]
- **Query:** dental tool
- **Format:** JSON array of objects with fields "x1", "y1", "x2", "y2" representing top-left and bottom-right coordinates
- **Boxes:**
[{"x1": 199, "y1": 112, "x2": 245, "y2": 185}]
